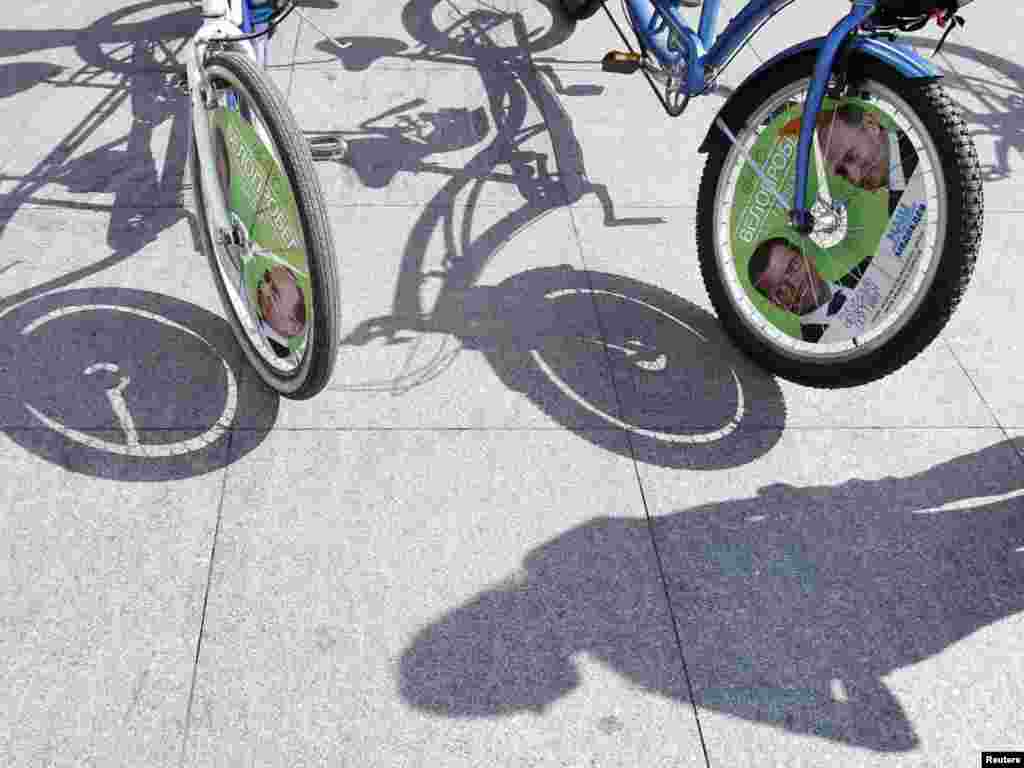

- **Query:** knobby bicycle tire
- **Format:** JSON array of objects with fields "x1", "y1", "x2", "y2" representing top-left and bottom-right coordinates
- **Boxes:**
[{"x1": 696, "y1": 52, "x2": 982, "y2": 387}]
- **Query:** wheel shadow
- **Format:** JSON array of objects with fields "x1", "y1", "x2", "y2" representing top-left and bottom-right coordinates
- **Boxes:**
[
  {"x1": 0, "y1": 287, "x2": 277, "y2": 480},
  {"x1": 399, "y1": 437, "x2": 1024, "y2": 752},
  {"x1": 355, "y1": 265, "x2": 787, "y2": 469}
]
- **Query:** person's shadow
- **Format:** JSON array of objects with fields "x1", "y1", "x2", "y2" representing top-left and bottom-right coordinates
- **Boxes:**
[{"x1": 399, "y1": 438, "x2": 1024, "y2": 751}]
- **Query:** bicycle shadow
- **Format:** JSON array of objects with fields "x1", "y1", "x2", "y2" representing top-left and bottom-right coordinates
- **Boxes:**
[
  {"x1": 317, "y1": 2, "x2": 780, "y2": 467},
  {"x1": 0, "y1": 0, "x2": 198, "y2": 300},
  {"x1": 399, "y1": 437, "x2": 1024, "y2": 751},
  {"x1": 0, "y1": 62, "x2": 66, "y2": 100},
  {"x1": 312, "y1": 5, "x2": 644, "y2": 221},
  {"x1": 314, "y1": 98, "x2": 493, "y2": 189}
]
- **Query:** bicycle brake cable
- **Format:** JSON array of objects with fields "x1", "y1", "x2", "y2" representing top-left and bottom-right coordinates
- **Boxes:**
[{"x1": 931, "y1": 10, "x2": 965, "y2": 57}]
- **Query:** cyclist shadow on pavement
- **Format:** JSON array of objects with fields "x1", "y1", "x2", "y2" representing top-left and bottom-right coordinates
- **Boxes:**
[
  {"x1": 319, "y1": 1, "x2": 784, "y2": 468},
  {"x1": 399, "y1": 438, "x2": 1024, "y2": 752}
]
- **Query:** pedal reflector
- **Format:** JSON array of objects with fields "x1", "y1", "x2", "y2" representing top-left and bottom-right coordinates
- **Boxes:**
[{"x1": 602, "y1": 51, "x2": 642, "y2": 74}]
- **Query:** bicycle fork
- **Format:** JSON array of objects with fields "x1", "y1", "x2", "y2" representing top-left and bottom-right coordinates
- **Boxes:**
[
  {"x1": 185, "y1": 7, "x2": 258, "y2": 246},
  {"x1": 712, "y1": 1, "x2": 876, "y2": 234},
  {"x1": 787, "y1": 0, "x2": 875, "y2": 233}
]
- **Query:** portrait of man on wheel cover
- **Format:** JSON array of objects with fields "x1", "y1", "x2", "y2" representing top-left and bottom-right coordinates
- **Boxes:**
[
  {"x1": 782, "y1": 101, "x2": 921, "y2": 215},
  {"x1": 213, "y1": 121, "x2": 309, "y2": 357},
  {"x1": 747, "y1": 236, "x2": 869, "y2": 343}
]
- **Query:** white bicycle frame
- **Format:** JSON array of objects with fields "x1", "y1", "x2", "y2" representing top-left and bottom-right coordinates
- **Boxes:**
[{"x1": 186, "y1": 0, "x2": 260, "y2": 244}]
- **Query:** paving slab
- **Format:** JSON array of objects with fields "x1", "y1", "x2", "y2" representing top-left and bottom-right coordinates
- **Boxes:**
[
  {"x1": 0, "y1": 207, "x2": 198, "y2": 304},
  {"x1": 1, "y1": 437, "x2": 227, "y2": 767},
  {"x1": 943, "y1": 212, "x2": 1024, "y2": 429},
  {"x1": 637, "y1": 428, "x2": 1024, "y2": 765},
  {"x1": 0, "y1": 146, "x2": 278, "y2": 768},
  {"x1": 183, "y1": 428, "x2": 707, "y2": 768}
]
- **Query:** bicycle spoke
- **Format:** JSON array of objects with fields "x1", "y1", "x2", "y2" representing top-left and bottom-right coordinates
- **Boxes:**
[
  {"x1": 716, "y1": 117, "x2": 790, "y2": 212},
  {"x1": 250, "y1": 248, "x2": 310, "y2": 277}
]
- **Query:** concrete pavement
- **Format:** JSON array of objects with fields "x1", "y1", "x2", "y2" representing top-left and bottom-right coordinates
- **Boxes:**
[{"x1": 2, "y1": 1, "x2": 1023, "y2": 765}]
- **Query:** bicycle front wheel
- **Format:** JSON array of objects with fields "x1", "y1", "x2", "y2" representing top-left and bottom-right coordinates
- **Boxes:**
[
  {"x1": 697, "y1": 53, "x2": 982, "y2": 387},
  {"x1": 190, "y1": 50, "x2": 340, "y2": 399}
]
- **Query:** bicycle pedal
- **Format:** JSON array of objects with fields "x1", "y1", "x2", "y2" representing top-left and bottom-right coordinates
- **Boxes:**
[
  {"x1": 602, "y1": 51, "x2": 642, "y2": 75},
  {"x1": 308, "y1": 135, "x2": 348, "y2": 161}
]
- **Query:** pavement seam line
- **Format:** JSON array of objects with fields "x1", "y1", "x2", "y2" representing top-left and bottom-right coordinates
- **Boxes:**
[
  {"x1": 943, "y1": 338, "x2": 1024, "y2": 465},
  {"x1": 572, "y1": 257, "x2": 714, "y2": 768},
  {"x1": 178, "y1": 426, "x2": 235, "y2": 767},
  {"x1": 542, "y1": 71, "x2": 715, "y2": 767},
  {"x1": 517, "y1": 36, "x2": 712, "y2": 763}
]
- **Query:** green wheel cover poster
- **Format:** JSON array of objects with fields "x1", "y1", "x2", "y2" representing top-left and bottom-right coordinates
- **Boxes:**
[
  {"x1": 729, "y1": 98, "x2": 929, "y2": 343},
  {"x1": 212, "y1": 107, "x2": 311, "y2": 356}
]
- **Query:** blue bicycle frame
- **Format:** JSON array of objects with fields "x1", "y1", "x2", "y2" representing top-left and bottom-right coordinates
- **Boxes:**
[
  {"x1": 240, "y1": 0, "x2": 276, "y2": 32},
  {"x1": 237, "y1": 0, "x2": 273, "y2": 81},
  {"x1": 622, "y1": 0, "x2": 938, "y2": 220},
  {"x1": 242, "y1": 0, "x2": 268, "y2": 55}
]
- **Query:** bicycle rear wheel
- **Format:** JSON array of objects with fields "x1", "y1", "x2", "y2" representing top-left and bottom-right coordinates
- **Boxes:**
[
  {"x1": 190, "y1": 50, "x2": 340, "y2": 399},
  {"x1": 697, "y1": 53, "x2": 982, "y2": 387}
]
